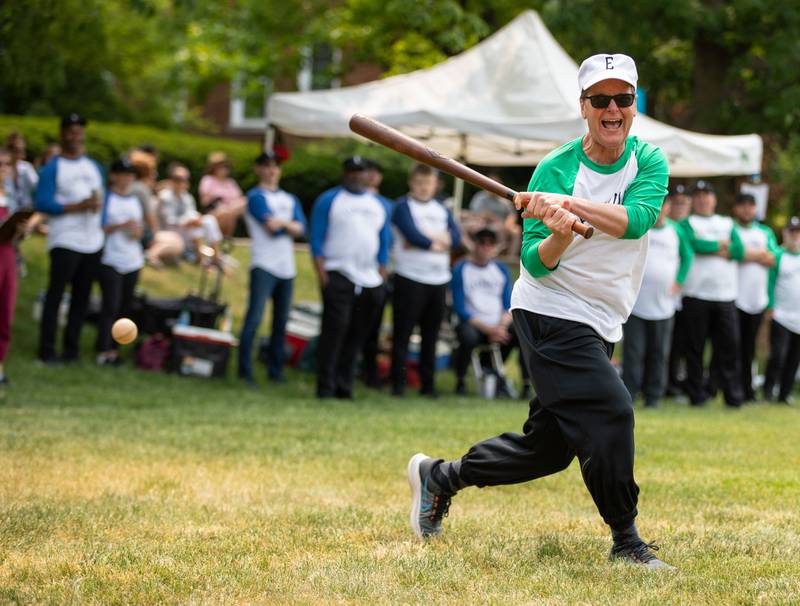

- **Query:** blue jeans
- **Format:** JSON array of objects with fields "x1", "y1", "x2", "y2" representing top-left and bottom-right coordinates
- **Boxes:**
[{"x1": 238, "y1": 268, "x2": 293, "y2": 381}]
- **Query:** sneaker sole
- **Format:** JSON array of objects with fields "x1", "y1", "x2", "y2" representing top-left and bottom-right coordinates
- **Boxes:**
[{"x1": 407, "y1": 452, "x2": 429, "y2": 540}]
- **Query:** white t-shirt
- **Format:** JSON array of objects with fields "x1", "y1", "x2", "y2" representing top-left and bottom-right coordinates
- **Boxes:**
[
  {"x1": 454, "y1": 260, "x2": 511, "y2": 326},
  {"x1": 393, "y1": 197, "x2": 453, "y2": 285},
  {"x1": 681, "y1": 214, "x2": 739, "y2": 302},
  {"x1": 631, "y1": 222, "x2": 681, "y2": 321},
  {"x1": 311, "y1": 187, "x2": 390, "y2": 289},
  {"x1": 511, "y1": 137, "x2": 668, "y2": 342},
  {"x1": 773, "y1": 249, "x2": 800, "y2": 335},
  {"x1": 40, "y1": 156, "x2": 105, "y2": 253},
  {"x1": 101, "y1": 192, "x2": 144, "y2": 274},
  {"x1": 5, "y1": 160, "x2": 39, "y2": 210},
  {"x1": 735, "y1": 222, "x2": 776, "y2": 314},
  {"x1": 245, "y1": 187, "x2": 303, "y2": 280}
]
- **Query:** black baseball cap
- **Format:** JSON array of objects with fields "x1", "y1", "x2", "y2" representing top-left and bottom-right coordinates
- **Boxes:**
[
  {"x1": 669, "y1": 184, "x2": 687, "y2": 196},
  {"x1": 787, "y1": 216, "x2": 800, "y2": 231},
  {"x1": 734, "y1": 192, "x2": 756, "y2": 205},
  {"x1": 61, "y1": 112, "x2": 87, "y2": 128},
  {"x1": 472, "y1": 227, "x2": 498, "y2": 242},
  {"x1": 110, "y1": 158, "x2": 135, "y2": 174},
  {"x1": 691, "y1": 180, "x2": 714, "y2": 194},
  {"x1": 343, "y1": 156, "x2": 367, "y2": 172},
  {"x1": 363, "y1": 159, "x2": 383, "y2": 173},
  {"x1": 255, "y1": 150, "x2": 282, "y2": 165}
]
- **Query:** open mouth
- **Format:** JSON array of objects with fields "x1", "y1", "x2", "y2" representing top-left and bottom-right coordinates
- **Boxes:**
[{"x1": 601, "y1": 119, "x2": 623, "y2": 130}]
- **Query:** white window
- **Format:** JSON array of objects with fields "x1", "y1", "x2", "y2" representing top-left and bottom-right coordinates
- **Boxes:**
[{"x1": 229, "y1": 77, "x2": 272, "y2": 130}]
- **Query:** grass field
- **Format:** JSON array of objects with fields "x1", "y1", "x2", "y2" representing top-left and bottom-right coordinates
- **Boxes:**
[{"x1": 1, "y1": 238, "x2": 799, "y2": 605}]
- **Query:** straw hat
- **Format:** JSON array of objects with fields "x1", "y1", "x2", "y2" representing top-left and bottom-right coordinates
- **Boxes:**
[{"x1": 206, "y1": 151, "x2": 230, "y2": 172}]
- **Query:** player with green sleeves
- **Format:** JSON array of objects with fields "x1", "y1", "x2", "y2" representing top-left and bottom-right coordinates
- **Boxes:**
[
  {"x1": 407, "y1": 54, "x2": 675, "y2": 570},
  {"x1": 732, "y1": 192, "x2": 779, "y2": 402},
  {"x1": 763, "y1": 217, "x2": 800, "y2": 404},
  {"x1": 622, "y1": 193, "x2": 694, "y2": 408},
  {"x1": 679, "y1": 181, "x2": 746, "y2": 407}
]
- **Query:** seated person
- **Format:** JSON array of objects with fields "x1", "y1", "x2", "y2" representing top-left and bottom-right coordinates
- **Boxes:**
[
  {"x1": 147, "y1": 162, "x2": 223, "y2": 266},
  {"x1": 466, "y1": 176, "x2": 521, "y2": 255},
  {"x1": 451, "y1": 228, "x2": 530, "y2": 397}
]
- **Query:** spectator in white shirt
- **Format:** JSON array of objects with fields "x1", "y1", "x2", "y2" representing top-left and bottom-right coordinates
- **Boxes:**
[
  {"x1": 35, "y1": 113, "x2": 104, "y2": 364},
  {"x1": 96, "y1": 159, "x2": 144, "y2": 366}
]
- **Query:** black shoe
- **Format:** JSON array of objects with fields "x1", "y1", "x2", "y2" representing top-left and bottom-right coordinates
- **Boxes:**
[
  {"x1": 241, "y1": 376, "x2": 258, "y2": 389},
  {"x1": 644, "y1": 398, "x2": 660, "y2": 408},
  {"x1": 610, "y1": 541, "x2": 675, "y2": 570},
  {"x1": 37, "y1": 356, "x2": 64, "y2": 368},
  {"x1": 420, "y1": 388, "x2": 439, "y2": 399},
  {"x1": 269, "y1": 373, "x2": 287, "y2": 384},
  {"x1": 335, "y1": 389, "x2": 353, "y2": 400},
  {"x1": 454, "y1": 380, "x2": 467, "y2": 396}
]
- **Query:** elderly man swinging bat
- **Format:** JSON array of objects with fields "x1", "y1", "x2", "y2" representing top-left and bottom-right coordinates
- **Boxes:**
[{"x1": 407, "y1": 54, "x2": 674, "y2": 569}]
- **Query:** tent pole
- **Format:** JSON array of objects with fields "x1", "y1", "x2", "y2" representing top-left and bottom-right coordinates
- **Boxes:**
[
  {"x1": 453, "y1": 133, "x2": 468, "y2": 223},
  {"x1": 453, "y1": 177, "x2": 464, "y2": 223},
  {"x1": 264, "y1": 125, "x2": 275, "y2": 152}
]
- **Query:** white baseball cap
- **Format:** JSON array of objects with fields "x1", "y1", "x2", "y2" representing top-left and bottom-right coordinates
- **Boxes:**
[{"x1": 578, "y1": 54, "x2": 638, "y2": 92}]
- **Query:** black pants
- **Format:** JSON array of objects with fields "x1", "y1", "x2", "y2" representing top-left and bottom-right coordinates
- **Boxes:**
[
  {"x1": 667, "y1": 306, "x2": 687, "y2": 394},
  {"x1": 96, "y1": 265, "x2": 139, "y2": 353},
  {"x1": 622, "y1": 314, "x2": 673, "y2": 405},
  {"x1": 682, "y1": 297, "x2": 744, "y2": 407},
  {"x1": 452, "y1": 321, "x2": 529, "y2": 382},
  {"x1": 457, "y1": 310, "x2": 639, "y2": 530},
  {"x1": 38, "y1": 247, "x2": 102, "y2": 361},
  {"x1": 316, "y1": 271, "x2": 385, "y2": 398},
  {"x1": 737, "y1": 308, "x2": 765, "y2": 401},
  {"x1": 390, "y1": 275, "x2": 446, "y2": 395},
  {"x1": 361, "y1": 275, "x2": 392, "y2": 387},
  {"x1": 763, "y1": 319, "x2": 800, "y2": 401}
]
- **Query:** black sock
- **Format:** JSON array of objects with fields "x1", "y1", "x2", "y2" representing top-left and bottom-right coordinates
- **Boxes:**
[
  {"x1": 430, "y1": 459, "x2": 467, "y2": 495},
  {"x1": 611, "y1": 522, "x2": 641, "y2": 548}
]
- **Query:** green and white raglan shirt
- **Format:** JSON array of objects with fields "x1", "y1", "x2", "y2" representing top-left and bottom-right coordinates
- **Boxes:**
[
  {"x1": 510, "y1": 136, "x2": 669, "y2": 342},
  {"x1": 679, "y1": 214, "x2": 745, "y2": 302},
  {"x1": 768, "y1": 247, "x2": 800, "y2": 335},
  {"x1": 735, "y1": 221, "x2": 780, "y2": 314}
]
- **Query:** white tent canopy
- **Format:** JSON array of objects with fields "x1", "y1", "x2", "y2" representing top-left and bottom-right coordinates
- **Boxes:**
[{"x1": 267, "y1": 10, "x2": 762, "y2": 177}]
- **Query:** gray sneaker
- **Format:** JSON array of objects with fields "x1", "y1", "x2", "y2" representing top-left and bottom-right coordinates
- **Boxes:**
[
  {"x1": 407, "y1": 453, "x2": 452, "y2": 539},
  {"x1": 610, "y1": 541, "x2": 676, "y2": 570}
]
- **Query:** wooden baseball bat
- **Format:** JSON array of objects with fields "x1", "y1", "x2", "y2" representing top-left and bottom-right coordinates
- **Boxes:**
[{"x1": 348, "y1": 114, "x2": 593, "y2": 239}]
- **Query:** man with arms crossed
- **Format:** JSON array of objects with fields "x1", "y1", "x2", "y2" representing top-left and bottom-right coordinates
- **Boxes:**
[
  {"x1": 732, "y1": 193, "x2": 778, "y2": 402},
  {"x1": 679, "y1": 181, "x2": 746, "y2": 407},
  {"x1": 408, "y1": 54, "x2": 673, "y2": 569}
]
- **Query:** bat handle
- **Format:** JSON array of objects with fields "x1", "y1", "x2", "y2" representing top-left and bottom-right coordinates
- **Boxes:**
[{"x1": 504, "y1": 189, "x2": 594, "y2": 239}]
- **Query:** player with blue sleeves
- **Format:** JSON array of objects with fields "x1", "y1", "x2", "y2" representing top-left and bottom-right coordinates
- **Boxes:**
[
  {"x1": 35, "y1": 113, "x2": 105, "y2": 364},
  {"x1": 451, "y1": 227, "x2": 529, "y2": 397},
  {"x1": 310, "y1": 156, "x2": 392, "y2": 399},
  {"x1": 238, "y1": 151, "x2": 306, "y2": 386},
  {"x1": 390, "y1": 163, "x2": 461, "y2": 397}
]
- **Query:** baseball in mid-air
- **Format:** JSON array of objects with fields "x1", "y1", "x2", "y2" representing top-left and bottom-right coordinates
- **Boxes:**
[{"x1": 112, "y1": 318, "x2": 138, "y2": 345}]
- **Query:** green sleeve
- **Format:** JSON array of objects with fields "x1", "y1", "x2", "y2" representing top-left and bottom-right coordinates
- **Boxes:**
[
  {"x1": 729, "y1": 225, "x2": 745, "y2": 261},
  {"x1": 520, "y1": 143, "x2": 578, "y2": 277},
  {"x1": 679, "y1": 218, "x2": 721, "y2": 254},
  {"x1": 768, "y1": 249, "x2": 783, "y2": 309},
  {"x1": 671, "y1": 220, "x2": 694, "y2": 284},
  {"x1": 760, "y1": 224, "x2": 781, "y2": 254},
  {"x1": 621, "y1": 143, "x2": 669, "y2": 239}
]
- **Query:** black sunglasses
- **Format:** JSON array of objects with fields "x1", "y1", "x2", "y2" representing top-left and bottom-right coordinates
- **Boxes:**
[{"x1": 581, "y1": 93, "x2": 636, "y2": 109}]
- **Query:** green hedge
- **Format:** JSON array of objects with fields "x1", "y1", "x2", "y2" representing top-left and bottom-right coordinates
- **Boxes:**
[{"x1": 0, "y1": 115, "x2": 416, "y2": 211}]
